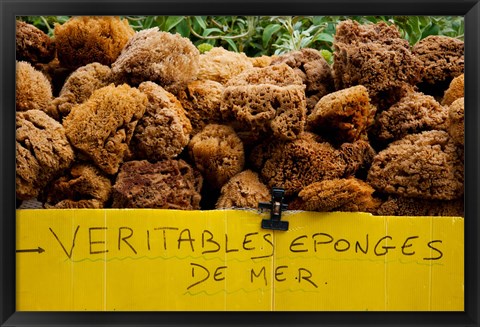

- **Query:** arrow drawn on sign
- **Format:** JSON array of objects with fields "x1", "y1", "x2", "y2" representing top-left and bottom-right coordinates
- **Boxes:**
[{"x1": 16, "y1": 247, "x2": 45, "y2": 254}]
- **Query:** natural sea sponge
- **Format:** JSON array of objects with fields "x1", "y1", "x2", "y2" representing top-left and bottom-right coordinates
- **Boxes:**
[
  {"x1": 216, "y1": 170, "x2": 270, "y2": 209},
  {"x1": 307, "y1": 85, "x2": 376, "y2": 144},
  {"x1": 188, "y1": 124, "x2": 245, "y2": 189},
  {"x1": 251, "y1": 133, "x2": 347, "y2": 197},
  {"x1": 367, "y1": 130, "x2": 464, "y2": 200},
  {"x1": 376, "y1": 196, "x2": 464, "y2": 217},
  {"x1": 16, "y1": 20, "x2": 55, "y2": 64},
  {"x1": 111, "y1": 27, "x2": 199, "y2": 93},
  {"x1": 176, "y1": 79, "x2": 225, "y2": 134},
  {"x1": 442, "y1": 74, "x2": 464, "y2": 106},
  {"x1": 131, "y1": 81, "x2": 192, "y2": 161},
  {"x1": 112, "y1": 159, "x2": 202, "y2": 209},
  {"x1": 54, "y1": 16, "x2": 135, "y2": 70},
  {"x1": 16, "y1": 61, "x2": 56, "y2": 118},
  {"x1": 42, "y1": 163, "x2": 112, "y2": 208},
  {"x1": 272, "y1": 48, "x2": 334, "y2": 112},
  {"x1": 63, "y1": 84, "x2": 148, "y2": 175},
  {"x1": 221, "y1": 64, "x2": 307, "y2": 143},
  {"x1": 412, "y1": 35, "x2": 464, "y2": 85},
  {"x1": 16, "y1": 110, "x2": 75, "y2": 200},
  {"x1": 333, "y1": 20, "x2": 422, "y2": 109},
  {"x1": 52, "y1": 62, "x2": 113, "y2": 118},
  {"x1": 373, "y1": 91, "x2": 449, "y2": 143},
  {"x1": 446, "y1": 97, "x2": 464, "y2": 146},
  {"x1": 289, "y1": 178, "x2": 381, "y2": 213},
  {"x1": 249, "y1": 55, "x2": 275, "y2": 68},
  {"x1": 339, "y1": 140, "x2": 376, "y2": 178},
  {"x1": 197, "y1": 47, "x2": 253, "y2": 84}
]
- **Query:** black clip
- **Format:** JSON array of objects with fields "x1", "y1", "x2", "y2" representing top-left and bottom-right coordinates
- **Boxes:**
[{"x1": 259, "y1": 187, "x2": 289, "y2": 231}]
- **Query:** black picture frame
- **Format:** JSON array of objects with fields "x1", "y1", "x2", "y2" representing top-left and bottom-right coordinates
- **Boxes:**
[{"x1": 1, "y1": 0, "x2": 479, "y2": 326}]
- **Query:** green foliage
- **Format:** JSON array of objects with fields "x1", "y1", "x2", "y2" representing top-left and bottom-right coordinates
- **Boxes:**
[{"x1": 18, "y1": 15, "x2": 464, "y2": 62}]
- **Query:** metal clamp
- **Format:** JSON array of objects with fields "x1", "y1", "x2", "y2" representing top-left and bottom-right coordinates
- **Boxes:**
[{"x1": 258, "y1": 187, "x2": 289, "y2": 231}]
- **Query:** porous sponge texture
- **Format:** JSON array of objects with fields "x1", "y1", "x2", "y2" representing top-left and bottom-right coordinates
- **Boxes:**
[
  {"x1": 188, "y1": 124, "x2": 245, "y2": 189},
  {"x1": 130, "y1": 81, "x2": 192, "y2": 161},
  {"x1": 197, "y1": 47, "x2": 253, "y2": 84},
  {"x1": 16, "y1": 110, "x2": 75, "y2": 200},
  {"x1": 221, "y1": 64, "x2": 307, "y2": 143},
  {"x1": 447, "y1": 97, "x2": 464, "y2": 146},
  {"x1": 112, "y1": 27, "x2": 200, "y2": 93},
  {"x1": 16, "y1": 20, "x2": 55, "y2": 64},
  {"x1": 63, "y1": 83, "x2": 148, "y2": 175},
  {"x1": 442, "y1": 74, "x2": 464, "y2": 106},
  {"x1": 54, "y1": 16, "x2": 135, "y2": 70},
  {"x1": 367, "y1": 130, "x2": 464, "y2": 200}
]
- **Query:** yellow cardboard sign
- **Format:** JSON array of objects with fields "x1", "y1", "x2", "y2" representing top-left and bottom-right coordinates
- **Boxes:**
[{"x1": 16, "y1": 209, "x2": 464, "y2": 311}]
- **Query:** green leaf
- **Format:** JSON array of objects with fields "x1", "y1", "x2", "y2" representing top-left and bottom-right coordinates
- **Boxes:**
[
  {"x1": 262, "y1": 24, "x2": 282, "y2": 47},
  {"x1": 165, "y1": 16, "x2": 184, "y2": 32},
  {"x1": 224, "y1": 38, "x2": 238, "y2": 52},
  {"x1": 203, "y1": 27, "x2": 223, "y2": 37},
  {"x1": 175, "y1": 19, "x2": 190, "y2": 37},
  {"x1": 313, "y1": 32, "x2": 334, "y2": 44},
  {"x1": 193, "y1": 16, "x2": 207, "y2": 30}
]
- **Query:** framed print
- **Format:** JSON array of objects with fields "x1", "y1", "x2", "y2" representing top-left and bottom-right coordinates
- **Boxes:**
[{"x1": 1, "y1": 0, "x2": 479, "y2": 326}]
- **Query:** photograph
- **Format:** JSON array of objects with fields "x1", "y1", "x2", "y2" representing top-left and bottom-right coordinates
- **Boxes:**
[{"x1": 2, "y1": 0, "x2": 479, "y2": 326}]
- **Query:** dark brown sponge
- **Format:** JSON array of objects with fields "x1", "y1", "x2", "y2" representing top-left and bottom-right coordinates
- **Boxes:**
[
  {"x1": 111, "y1": 27, "x2": 199, "y2": 94},
  {"x1": 307, "y1": 85, "x2": 376, "y2": 144},
  {"x1": 367, "y1": 130, "x2": 464, "y2": 200},
  {"x1": 333, "y1": 20, "x2": 422, "y2": 109},
  {"x1": 188, "y1": 124, "x2": 245, "y2": 189},
  {"x1": 16, "y1": 110, "x2": 75, "y2": 200},
  {"x1": 412, "y1": 35, "x2": 464, "y2": 85},
  {"x1": 130, "y1": 81, "x2": 192, "y2": 161},
  {"x1": 216, "y1": 170, "x2": 271, "y2": 209},
  {"x1": 289, "y1": 177, "x2": 381, "y2": 213},
  {"x1": 16, "y1": 20, "x2": 55, "y2": 64},
  {"x1": 272, "y1": 48, "x2": 334, "y2": 112},
  {"x1": 112, "y1": 159, "x2": 202, "y2": 209},
  {"x1": 446, "y1": 97, "x2": 464, "y2": 146},
  {"x1": 339, "y1": 139, "x2": 376, "y2": 178},
  {"x1": 42, "y1": 163, "x2": 112, "y2": 208},
  {"x1": 376, "y1": 196, "x2": 464, "y2": 217},
  {"x1": 63, "y1": 84, "x2": 148, "y2": 175},
  {"x1": 52, "y1": 62, "x2": 113, "y2": 118},
  {"x1": 373, "y1": 91, "x2": 448, "y2": 143},
  {"x1": 16, "y1": 61, "x2": 56, "y2": 118},
  {"x1": 221, "y1": 64, "x2": 307, "y2": 143},
  {"x1": 54, "y1": 16, "x2": 135, "y2": 70},
  {"x1": 176, "y1": 80, "x2": 225, "y2": 135},
  {"x1": 251, "y1": 132, "x2": 347, "y2": 197}
]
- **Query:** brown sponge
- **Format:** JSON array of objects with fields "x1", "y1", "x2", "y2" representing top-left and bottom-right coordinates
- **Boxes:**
[
  {"x1": 16, "y1": 110, "x2": 75, "y2": 200},
  {"x1": 251, "y1": 133, "x2": 347, "y2": 197},
  {"x1": 289, "y1": 177, "x2": 381, "y2": 213},
  {"x1": 272, "y1": 48, "x2": 334, "y2": 112},
  {"x1": 63, "y1": 84, "x2": 148, "y2": 175},
  {"x1": 197, "y1": 47, "x2": 253, "y2": 84},
  {"x1": 376, "y1": 196, "x2": 464, "y2": 217},
  {"x1": 373, "y1": 91, "x2": 448, "y2": 143},
  {"x1": 52, "y1": 62, "x2": 113, "y2": 118},
  {"x1": 307, "y1": 85, "x2": 376, "y2": 144},
  {"x1": 188, "y1": 124, "x2": 245, "y2": 189},
  {"x1": 442, "y1": 74, "x2": 464, "y2": 106},
  {"x1": 16, "y1": 20, "x2": 55, "y2": 64},
  {"x1": 42, "y1": 163, "x2": 112, "y2": 208},
  {"x1": 176, "y1": 79, "x2": 225, "y2": 135},
  {"x1": 333, "y1": 20, "x2": 422, "y2": 109},
  {"x1": 446, "y1": 97, "x2": 464, "y2": 146},
  {"x1": 54, "y1": 16, "x2": 135, "y2": 70},
  {"x1": 339, "y1": 140, "x2": 376, "y2": 178},
  {"x1": 111, "y1": 27, "x2": 199, "y2": 94},
  {"x1": 412, "y1": 35, "x2": 464, "y2": 85},
  {"x1": 216, "y1": 170, "x2": 271, "y2": 209},
  {"x1": 221, "y1": 64, "x2": 307, "y2": 143},
  {"x1": 130, "y1": 81, "x2": 192, "y2": 161},
  {"x1": 367, "y1": 130, "x2": 464, "y2": 200},
  {"x1": 112, "y1": 159, "x2": 202, "y2": 209},
  {"x1": 16, "y1": 61, "x2": 56, "y2": 118}
]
